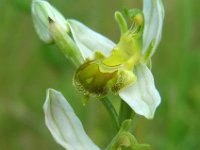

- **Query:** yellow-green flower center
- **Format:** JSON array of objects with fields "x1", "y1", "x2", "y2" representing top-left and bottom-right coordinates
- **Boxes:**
[{"x1": 74, "y1": 12, "x2": 144, "y2": 97}]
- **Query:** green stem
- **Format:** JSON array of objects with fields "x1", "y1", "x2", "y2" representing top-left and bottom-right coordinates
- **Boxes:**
[
  {"x1": 101, "y1": 97, "x2": 120, "y2": 131},
  {"x1": 119, "y1": 100, "x2": 132, "y2": 125}
]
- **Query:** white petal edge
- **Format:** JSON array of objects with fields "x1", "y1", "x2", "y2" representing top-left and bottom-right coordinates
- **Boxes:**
[
  {"x1": 142, "y1": 0, "x2": 164, "y2": 58},
  {"x1": 119, "y1": 64, "x2": 161, "y2": 119},
  {"x1": 67, "y1": 19, "x2": 116, "y2": 59},
  {"x1": 32, "y1": 0, "x2": 67, "y2": 43},
  {"x1": 44, "y1": 88, "x2": 100, "y2": 150}
]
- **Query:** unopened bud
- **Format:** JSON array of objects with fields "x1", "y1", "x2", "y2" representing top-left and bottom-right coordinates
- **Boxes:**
[
  {"x1": 48, "y1": 18, "x2": 84, "y2": 66},
  {"x1": 32, "y1": 0, "x2": 68, "y2": 43}
]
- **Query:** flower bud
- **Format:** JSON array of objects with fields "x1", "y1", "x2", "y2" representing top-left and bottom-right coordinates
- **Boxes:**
[
  {"x1": 32, "y1": 0, "x2": 68, "y2": 43},
  {"x1": 48, "y1": 18, "x2": 84, "y2": 66}
]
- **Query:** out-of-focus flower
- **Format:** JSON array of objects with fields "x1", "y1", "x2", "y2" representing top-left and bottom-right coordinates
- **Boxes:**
[{"x1": 44, "y1": 89, "x2": 100, "y2": 150}]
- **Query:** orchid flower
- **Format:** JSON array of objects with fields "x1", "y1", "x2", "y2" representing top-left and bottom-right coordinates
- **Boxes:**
[
  {"x1": 32, "y1": 0, "x2": 164, "y2": 120},
  {"x1": 32, "y1": 0, "x2": 164, "y2": 149},
  {"x1": 70, "y1": 0, "x2": 164, "y2": 119}
]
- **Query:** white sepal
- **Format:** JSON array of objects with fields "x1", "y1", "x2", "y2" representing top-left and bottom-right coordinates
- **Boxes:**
[
  {"x1": 44, "y1": 88, "x2": 100, "y2": 150},
  {"x1": 32, "y1": 0, "x2": 67, "y2": 43},
  {"x1": 142, "y1": 0, "x2": 164, "y2": 58},
  {"x1": 119, "y1": 64, "x2": 161, "y2": 119},
  {"x1": 67, "y1": 19, "x2": 116, "y2": 59}
]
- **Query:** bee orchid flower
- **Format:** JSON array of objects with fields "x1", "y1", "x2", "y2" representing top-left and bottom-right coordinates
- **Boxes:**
[
  {"x1": 68, "y1": 0, "x2": 164, "y2": 119},
  {"x1": 32, "y1": 0, "x2": 164, "y2": 119}
]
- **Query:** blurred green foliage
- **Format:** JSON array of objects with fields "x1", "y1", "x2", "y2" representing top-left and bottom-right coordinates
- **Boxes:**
[{"x1": 0, "y1": 0, "x2": 200, "y2": 150}]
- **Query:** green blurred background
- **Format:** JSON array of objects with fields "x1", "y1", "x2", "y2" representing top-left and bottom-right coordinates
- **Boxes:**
[{"x1": 0, "y1": 0, "x2": 200, "y2": 149}]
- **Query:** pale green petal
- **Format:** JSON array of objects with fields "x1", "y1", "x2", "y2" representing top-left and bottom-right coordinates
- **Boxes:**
[
  {"x1": 32, "y1": 0, "x2": 67, "y2": 43},
  {"x1": 119, "y1": 64, "x2": 161, "y2": 119},
  {"x1": 44, "y1": 89, "x2": 100, "y2": 150},
  {"x1": 142, "y1": 0, "x2": 164, "y2": 58},
  {"x1": 67, "y1": 19, "x2": 116, "y2": 59}
]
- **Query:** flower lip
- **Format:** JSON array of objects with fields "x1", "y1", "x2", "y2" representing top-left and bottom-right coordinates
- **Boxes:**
[{"x1": 74, "y1": 59, "x2": 118, "y2": 97}]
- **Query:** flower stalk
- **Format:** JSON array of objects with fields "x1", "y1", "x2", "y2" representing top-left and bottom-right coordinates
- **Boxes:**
[
  {"x1": 101, "y1": 97, "x2": 120, "y2": 131},
  {"x1": 119, "y1": 100, "x2": 133, "y2": 125}
]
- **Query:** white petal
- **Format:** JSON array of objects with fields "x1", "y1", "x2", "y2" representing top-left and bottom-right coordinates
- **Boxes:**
[
  {"x1": 119, "y1": 64, "x2": 161, "y2": 119},
  {"x1": 44, "y1": 88, "x2": 100, "y2": 150},
  {"x1": 67, "y1": 19, "x2": 116, "y2": 59},
  {"x1": 142, "y1": 0, "x2": 164, "y2": 58},
  {"x1": 32, "y1": 0, "x2": 67, "y2": 43}
]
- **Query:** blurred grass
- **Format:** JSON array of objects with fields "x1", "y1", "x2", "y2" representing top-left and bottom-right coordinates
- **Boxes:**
[{"x1": 0, "y1": 0, "x2": 200, "y2": 150}]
